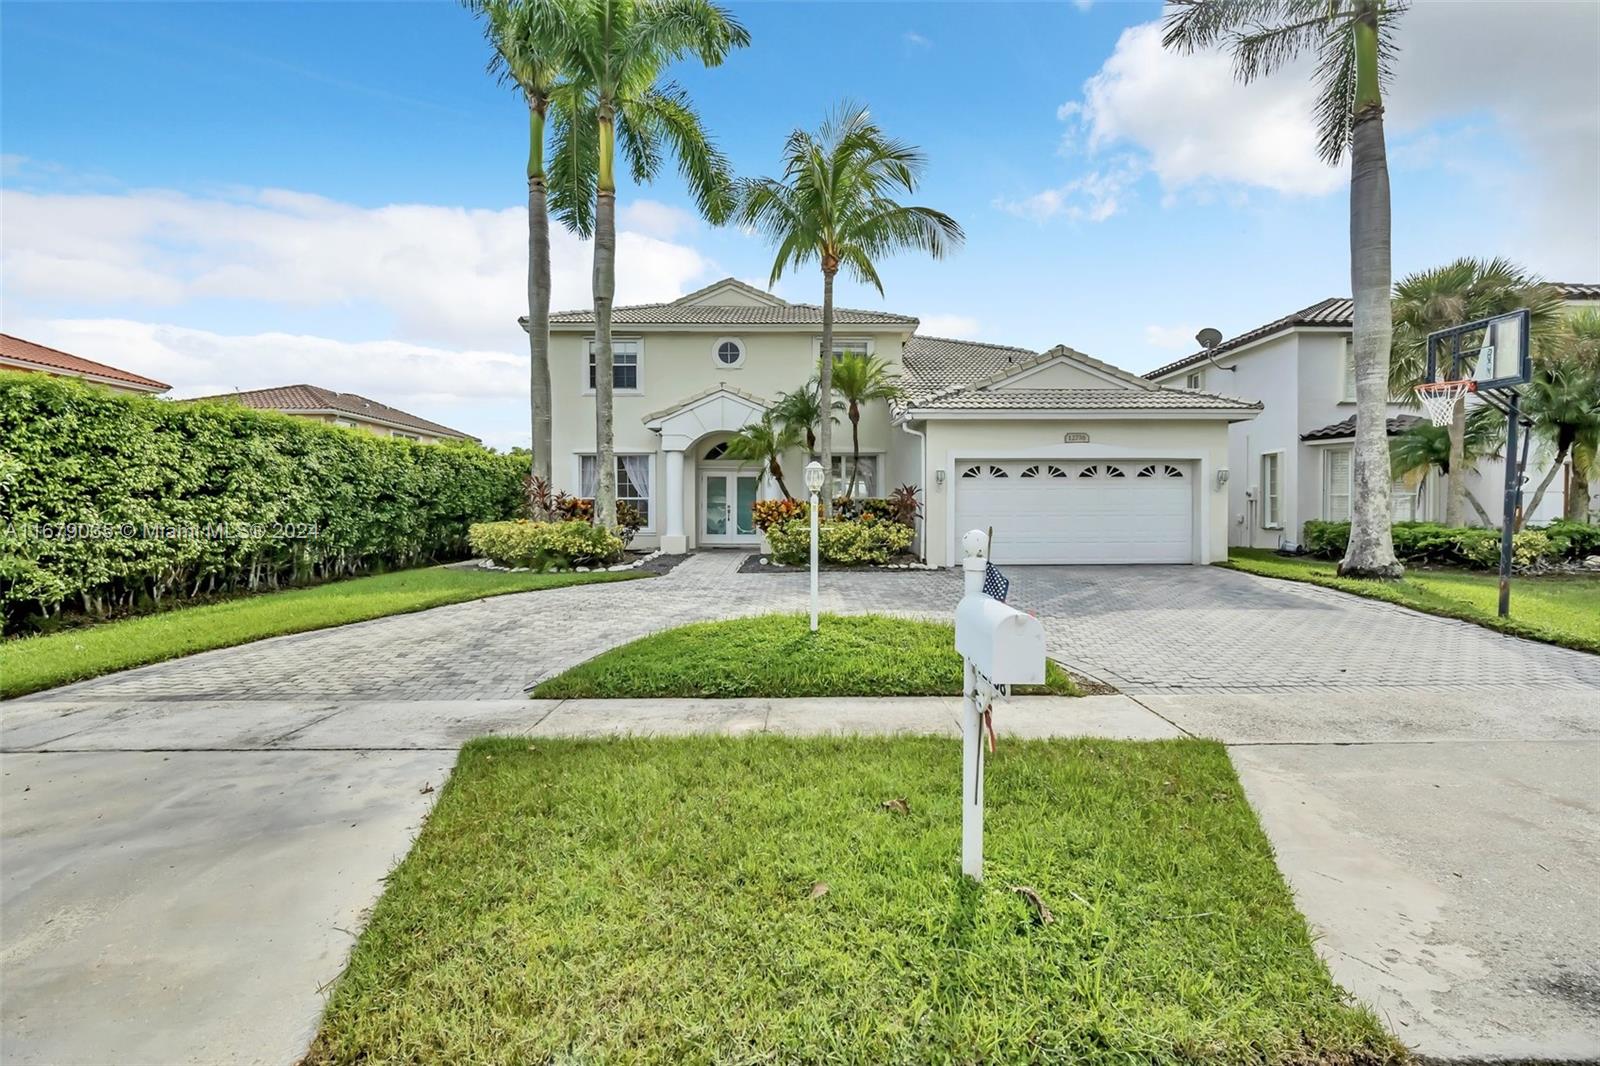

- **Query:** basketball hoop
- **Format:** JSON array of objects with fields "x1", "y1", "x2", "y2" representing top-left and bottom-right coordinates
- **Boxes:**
[{"x1": 1414, "y1": 379, "x2": 1476, "y2": 427}]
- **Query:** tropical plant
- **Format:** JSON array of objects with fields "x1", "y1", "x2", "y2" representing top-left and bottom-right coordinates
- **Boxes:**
[
  {"x1": 466, "y1": 0, "x2": 576, "y2": 490},
  {"x1": 738, "y1": 102, "x2": 963, "y2": 513},
  {"x1": 1388, "y1": 408, "x2": 1503, "y2": 525},
  {"x1": 826, "y1": 352, "x2": 904, "y2": 500},
  {"x1": 886, "y1": 483, "x2": 922, "y2": 528},
  {"x1": 1388, "y1": 257, "x2": 1561, "y2": 525},
  {"x1": 771, "y1": 380, "x2": 840, "y2": 456},
  {"x1": 1164, "y1": 0, "x2": 1406, "y2": 578},
  {"x1": 1521, "y1": 309, "x2": 1600, "y2": 523},
  {"x1": 549, "y1": 0, "x2": 748, "y2": 529},
  {"x1": 724, "y1": 411, "x2": 803, "y2": 500}
]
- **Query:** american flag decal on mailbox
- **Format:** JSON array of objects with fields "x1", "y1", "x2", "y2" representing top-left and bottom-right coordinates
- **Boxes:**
[{"x1": 982, "y1": 562, "x2": 1009, "y2": 603}]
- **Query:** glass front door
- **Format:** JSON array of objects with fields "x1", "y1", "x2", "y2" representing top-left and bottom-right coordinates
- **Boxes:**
[{"x1": 701, "y1": 472, "x2": 760, "y2": 543}]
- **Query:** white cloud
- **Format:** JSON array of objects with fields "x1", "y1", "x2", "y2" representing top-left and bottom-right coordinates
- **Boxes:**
[
  {"x1": 1050, "y1": 7, "x2": 1599, "y2": 274},
  {"x1": 1, "y1": 185, "x2": 715, "y2": 350},
  {"x1": 617, "y1": 199, "x2": 699, "y2": 240},
  {"x1": 994, "y1": 157, "x2": 1142, "y2": 223},
  {"x1": 903, "y1": 31, "x2": 931, "y2": 49},
  {"x1": 1142, "y1": 323, "x2": 1202, "y2": 351},
  {"x1": 918, "y1": 313, "x2": 982, "y2": 339}
]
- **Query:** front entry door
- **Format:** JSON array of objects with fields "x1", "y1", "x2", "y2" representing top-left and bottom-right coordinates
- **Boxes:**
[{"x1": 701, "y1": 471, "x2": 760, "y2": 544}]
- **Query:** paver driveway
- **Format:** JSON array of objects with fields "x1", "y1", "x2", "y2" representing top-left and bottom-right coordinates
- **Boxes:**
[{"x1": 5, "y1": 552, "x2": 1599, "y2": 1063}]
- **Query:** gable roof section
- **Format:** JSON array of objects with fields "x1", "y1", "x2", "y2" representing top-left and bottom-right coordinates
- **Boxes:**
[
  {"x1": 1555, "y1": 282, "x2": 1600, "y2": 301},
  {"x1": 184, "y1": 384, "x2": 476, "y2": 441},
  {"x1": 0, "y1": 333, "x2": 170, "y2": 392},
  {"x1": 898, "y1": 334, "x2": 1259, "y2": 415},
  {"x1": 1301, "y1": 413, "x2": 1424, "y2": 441},
  {"x1": 641, "y1": 383, "x2": 772, "y2": 425},
  {"x1": 540, "y1": 276, "x2": 919, "y2": 328},
  {"x1": 1144, "y1": 298, "x2": 1353, "y2": 381}
]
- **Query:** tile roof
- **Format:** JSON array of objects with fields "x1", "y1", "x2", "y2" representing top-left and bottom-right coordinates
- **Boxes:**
[
  {"x1": 910, "y1": 386, "x2": 1261, "y2": 412},
  {"x1": 1144, "y1": 298, "x2": 1353, "y2": 380},
  {"x1": 0, "y1": 333, "x2": 170, "y2": 392},
  {"x1": 900, "y1": 335, "x2": 1040, "y2": 403},
  {"x1": 540, "y1": 276, "x2": 919, "y2": 327},
  {"x1": 184, "y1": 384, "x2": 476, "y2": 441},
  {"x1": 1301, "y1": 413, "x2": 1425, "y2": 441},
  {"x1": 1554, "y1": 282, "x2": 1600, "y2": 301}
]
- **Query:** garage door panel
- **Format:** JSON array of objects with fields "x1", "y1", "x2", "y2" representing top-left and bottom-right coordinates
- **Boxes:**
[{"x1": 954, "y1": 459, "x2": 1193, "y2": 565}]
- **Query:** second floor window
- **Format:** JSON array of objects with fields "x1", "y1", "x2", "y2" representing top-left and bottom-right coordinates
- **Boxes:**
[
  {"x1": 588, "y1": 339, "x2": 640, "y2": 391},
  {"x1": 1185, "y1": 370, "x2": 1204, "y2": 391},
  {"x1": 1341, "y1": 339, "x2": 1357, "y2": 402},
  {"x1": 818, "y1": 337, "x2": 871, "y2": 362}
]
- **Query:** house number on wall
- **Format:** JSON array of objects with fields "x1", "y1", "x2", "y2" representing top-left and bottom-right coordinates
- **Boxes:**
[{"x1": 1062, "y1": 432, "x2": 1090, "y2": 443}]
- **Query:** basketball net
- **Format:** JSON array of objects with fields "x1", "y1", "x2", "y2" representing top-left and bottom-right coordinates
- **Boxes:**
[{"x1": 1415, "y1": 379, "x2": 1475, "y2": 427}]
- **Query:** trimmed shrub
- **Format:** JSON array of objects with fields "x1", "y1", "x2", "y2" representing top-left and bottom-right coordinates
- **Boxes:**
[
  {"x1": 767, "y1": 515, "x2": 914, "y2": 566},
  {"x1": 1, "y1": 371, "x2": 524, "y2": 633},
  {"x1": 1298, "y1": 518, "x2": 1594, "y2": 570},
  {"x1": 468, "y1": 520, "x2": 623, "y2": 569}
]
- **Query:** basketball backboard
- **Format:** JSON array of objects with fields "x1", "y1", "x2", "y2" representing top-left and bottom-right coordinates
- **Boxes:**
[{"x1": 1425, "y1": 308, "x2": 1531, "y2": 392}]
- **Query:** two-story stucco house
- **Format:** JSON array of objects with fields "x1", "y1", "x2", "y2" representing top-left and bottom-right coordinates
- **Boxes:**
[
  {"x1": 541, "y1": 278, "x2": 1260, "y2": 568},
  {"x1": 1145, "y1": 282, "x2": 1598, "y2": 549}
]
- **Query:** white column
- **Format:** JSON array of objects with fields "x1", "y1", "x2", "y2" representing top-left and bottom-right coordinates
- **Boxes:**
[{"x1": 662, "y1": 449, "x2": 687, "y2": 554}]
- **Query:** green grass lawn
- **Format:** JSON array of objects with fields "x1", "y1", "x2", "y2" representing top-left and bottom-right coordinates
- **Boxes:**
[
  {"x1": 531, "y1": 613, "x2": 1079, "y2": 699},
  {"x1": 1223, "y1": 549, "x2": 1600, "y2": 654},
  {"x1": 1, "y1": 566, "x2": 646, "y2": 699},
  {"x1": 305, "y1": 735, "x2": 1401, "y2": 1065}
]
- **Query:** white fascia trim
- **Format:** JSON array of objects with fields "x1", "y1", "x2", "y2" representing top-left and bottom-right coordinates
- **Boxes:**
[
  {"x1": 1147, "y1": 325, "x2": 1350, "y2": 382},
  {"x1": 943, "y1": 444, "x2": 1214, "y2": 567},
  {"x1": 2, "y1": 359, "x2": 168, "y2": 393},
  {"x1": 290, "y1": 408, "x2": 468, "y2": 440},
  {"x1": 552, "y1": 322, "x2": 915, "y2": 335},
  {"x1": 908, "y1": 407, "x2": 1259, "y2": 422}
]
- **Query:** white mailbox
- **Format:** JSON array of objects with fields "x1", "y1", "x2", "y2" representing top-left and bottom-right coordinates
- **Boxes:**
[{"x1": 955, "y1": 595, "x2": 1045, "y2": 686}]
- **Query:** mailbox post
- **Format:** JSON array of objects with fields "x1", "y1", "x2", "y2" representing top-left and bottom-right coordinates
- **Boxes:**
[{"x1": 953, "y1": 530, "x2": 1044, "y2": 881}]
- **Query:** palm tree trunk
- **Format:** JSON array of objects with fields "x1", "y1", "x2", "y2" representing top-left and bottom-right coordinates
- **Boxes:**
[
  {"x1": 769, "y1": 457, "x2": 793, "y2": 501},
  {"x1": 1569, "y1": 439, "x2": 1594, "y2": 522},
  {"x1": 591, "y1": 106, "x2": 618, "y2": 530},
  {"x1": 1338, "y1": 11, "x2": 1403, "y2": 579},
  {"x1": 1444, "y1": 397, "x2": 1465, "y2": 526},
  {"x1": 817, "y1": 264, "x2": 837, "y2": 516},
  {"x1": 1464, "y1": 485, "x2": 1494, "y2": 526},
  {"x1": 528, "y1": 99, "x2": 554, "y2": 500},
  {"x1": 1523, "y1": 441, "x2": 1571, "y2": 524},
  {"x1": 848, "y1": 401, "x2": 862, "y2": 501}
]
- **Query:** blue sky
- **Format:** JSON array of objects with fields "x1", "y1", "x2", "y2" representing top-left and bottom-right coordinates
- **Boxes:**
[{"x1": 4, "y1": 1, "x2": 1596, "y2": 449}]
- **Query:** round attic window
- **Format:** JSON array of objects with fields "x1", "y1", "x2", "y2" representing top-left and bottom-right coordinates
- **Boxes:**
[{"x1": 714, "y1": 338, "x2": 745, "y2": 368}]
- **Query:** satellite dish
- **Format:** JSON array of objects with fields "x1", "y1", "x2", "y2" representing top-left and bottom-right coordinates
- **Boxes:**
[{"x1": 1196, "y1": 327, "x2": 1223, "y2": 350}]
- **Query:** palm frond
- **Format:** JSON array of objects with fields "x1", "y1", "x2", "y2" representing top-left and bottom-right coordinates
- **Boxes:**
[{"x1": 623, "y1": 81, "x2": 737, "y2": 224}]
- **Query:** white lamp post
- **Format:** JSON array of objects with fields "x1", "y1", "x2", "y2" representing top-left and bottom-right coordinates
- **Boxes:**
[{"x1": 804, "y1": 460, "x2": 824, "y2": 632}]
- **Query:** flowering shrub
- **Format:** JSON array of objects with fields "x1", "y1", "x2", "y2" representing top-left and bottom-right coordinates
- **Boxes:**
[
  {"x1": 766, "y1": 515, "x2": 914, "y2": 566},
  {"x1": 468, "y1": 520, "x2": 624, "y2": 569},
  {"x1": 752, "y1": 498, "x2": 809, "y2": 531},
  {"x1": 1301, "y1": 519, "x2": 1590, "y2": 569}
]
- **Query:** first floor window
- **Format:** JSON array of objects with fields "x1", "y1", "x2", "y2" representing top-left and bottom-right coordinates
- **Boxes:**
[
  {"x1": 1391, "y1": 473, "x2": 1425, "y2": 522},
  {"x1": 580, "y1": 454, "x2": 651, "y2": 526},
  {"x1": 1323, "y1": 448, "x2": 1352, "y2": 522},
  {"x1": 831, "y1": 455, "x2": 877, "y2": 497},
  {"x1": 1341, "y1": 339, "x2": 1358, "y2": 402},
  {"x1": 588, "y1": 338, "x2": 640, "y2": 391},
  {"x1": 1260, "y1": 452, "x2": 1283, "y2": 528}
]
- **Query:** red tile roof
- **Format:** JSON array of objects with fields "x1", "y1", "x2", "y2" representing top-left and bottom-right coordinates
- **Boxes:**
[
  {"x1": 0, "y1": 333, "x2": 171, "y2": 392},
  {"x1": 185, "y1": 383, "x2": 476, "y2": 441}
]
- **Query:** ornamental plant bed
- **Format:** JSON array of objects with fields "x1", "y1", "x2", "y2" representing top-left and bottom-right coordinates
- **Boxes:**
[
  {"x1": 736, "y1": 552, "x2": 930, "y2": 574},
  {"x1": 303, "y1": 735, "x2": 1403, "y2": 1065}
]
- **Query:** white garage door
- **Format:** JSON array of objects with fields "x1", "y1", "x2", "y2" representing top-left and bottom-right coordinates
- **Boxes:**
[{"x1": 954, "y1": 460, "x2": 1194, "y2": 564}]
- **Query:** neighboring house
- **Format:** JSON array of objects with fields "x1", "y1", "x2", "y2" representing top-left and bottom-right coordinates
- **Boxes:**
[
  {"x1": 0, "y1": 333, "x2": 170, "y2": 395},
  {"x1": 537, "y1": 278, "x2": 1260, "y2": 567},
  {"x1": 1145, "y1": 282, "x2": 1598, "y2": 547},
  {"x1": 185, "y1": 384, "x2": 477, "y2": 444}
]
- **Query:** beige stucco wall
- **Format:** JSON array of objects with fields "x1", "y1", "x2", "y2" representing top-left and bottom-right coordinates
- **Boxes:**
[
  {"x1": 549, "y1": 325, "x2": 913, "y2": 544},
  {"x1": 917, "y1": 417, "x2": 1238, "y2": 567}
]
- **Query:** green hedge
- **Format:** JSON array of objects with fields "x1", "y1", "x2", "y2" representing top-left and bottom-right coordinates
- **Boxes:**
[
  {"x1": 468, "y1": 520, "x2": 623, "y2": 569},
  {"x1": 767, "y1": 516, "x2": 914, "y2": 565},
  {"x1": 1301, "y1": 519, "x2": 1600, "y2": 570},
  {"x1": 1, "y1": 372, "x2": 524, "y2": 633}
]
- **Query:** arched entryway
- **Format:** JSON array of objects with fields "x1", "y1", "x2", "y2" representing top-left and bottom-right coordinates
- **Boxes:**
[{"x1": 643, "y1": 385, "x2": 772, "y2": 553}]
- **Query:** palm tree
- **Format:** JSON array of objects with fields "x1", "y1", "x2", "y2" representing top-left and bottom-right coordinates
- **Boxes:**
[
  {"x1": 1164, "y1": 0, "x2": 1406, "y2": 578},
  {"x1": 738, "y1": 103, "x2": 963, "y2": 513},
  {"x1": 724, "y1": 411, "x2": 803, "y2": 500},
  {"x1": 466, "y1": 0, "x2": 573, "y2": 498},
  {"x1": 1388, "y1": 258, "x2": 1561, "y2": 526},
  {"x1": 1389, "y1": 408, "x2": 1504, "y2": 526},
  {"x1": 829, "y1": 352, "x2": 903, "y2": 500},
  {"x1": 552, "y1": 0, "x2": 748, "y2": 528},
  {"x1": 1521, "y1": 310, "x2": 1600, "y2": 522},
  {"x1": 771, "y1": 380, "x2": 840, "y2": 457}
]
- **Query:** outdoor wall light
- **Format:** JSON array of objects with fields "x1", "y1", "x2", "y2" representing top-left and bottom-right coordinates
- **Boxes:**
[
  {"x1": 935, "y1": 468, "x2": 946, "y2": 485},
  {"x1": 1216, "y1": 468, "x2": 1230, "y2": 489}
]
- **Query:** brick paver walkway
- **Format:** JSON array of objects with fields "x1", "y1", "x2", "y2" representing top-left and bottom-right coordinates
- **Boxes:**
[{"x1": 17, "y1": 553, "x2": 1600, "y2": 701}]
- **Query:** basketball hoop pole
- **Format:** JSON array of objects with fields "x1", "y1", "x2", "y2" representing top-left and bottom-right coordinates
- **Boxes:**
[{"x1": 1497, "y1": 389, "x2": 1525, "y2": 618}]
